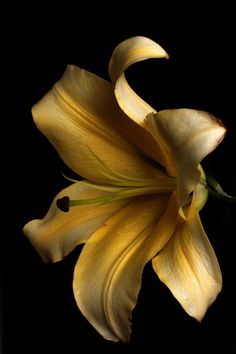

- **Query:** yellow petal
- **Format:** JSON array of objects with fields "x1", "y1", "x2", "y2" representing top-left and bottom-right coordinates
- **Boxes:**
[
  {"x1": 152, "y1": 196, "x2": 222, "y2": 321},
  {"x1": 73, "y1": 193, "x2": 178, "y2": 342},
  {"x1": 23, "y1": 182, "x2": 129, "y2": 262},
  {"x1": 32, "y1": 65, "x2": 159, "y2": 184},
  {"x1": 145, "y1": 109, "x2": 226, "y2": 205},
  {"x1": 194, "y1": 166, "x2": 208, "y2": 211},
  {"x1": 109, "y1": 36, "x2": 169, "y2": 125}
]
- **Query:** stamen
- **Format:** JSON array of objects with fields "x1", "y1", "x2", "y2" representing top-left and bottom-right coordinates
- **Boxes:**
[
  {"x1": 56, "y1": 182, "x2": 177, "y2": 212},
  {"x1": 69, "y1": 194, "x2": 116, "y2": 207},
  {"x1": 56, "y1": 152, "x2": 177, "y2": 212}
]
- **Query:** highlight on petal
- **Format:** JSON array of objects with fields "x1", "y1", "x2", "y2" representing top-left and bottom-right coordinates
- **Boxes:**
[
  {"x1": 73, "y1": 193, "x2": 178, "y2": 342},
  {"x1": 109, "y1": 36, "x2": 169, "y2": 125},
  {"x1": 23, "y1": 182, "x2": 130, "y2": 262},
  {"x1": 32, "y1": 65, "x2": 160, "y2": 184},
  {"x1": 152, "y1": 196, "x2": 222, "y2": 321},
  {"x1": 145, "y1": 109, "x2": 226, "y2": 205}
]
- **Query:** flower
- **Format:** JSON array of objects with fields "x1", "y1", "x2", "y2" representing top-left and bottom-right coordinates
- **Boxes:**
[{"x1": 23, "y1": 36, "x2": 225, "y2": 342}]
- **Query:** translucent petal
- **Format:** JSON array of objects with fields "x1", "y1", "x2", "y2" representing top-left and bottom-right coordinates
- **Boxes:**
[{"x1": 145, "y1": 109, "x2": 226, "y2": 205}]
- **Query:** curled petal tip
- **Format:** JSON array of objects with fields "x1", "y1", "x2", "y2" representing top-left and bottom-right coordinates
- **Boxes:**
[
  {"x1": 109, "y1": 36, "x2": 169, "y2": 82},
  {"x1": 108, "y1": 36, "x2": 169, "y2": 125},
  {"x1": 216, "y1": 117, "x2": 227, "y2": 131}
]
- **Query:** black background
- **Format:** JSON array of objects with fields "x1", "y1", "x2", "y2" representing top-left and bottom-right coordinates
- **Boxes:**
[{"x1": 3, "y1": 3, "x2": 236, "y2": 353}]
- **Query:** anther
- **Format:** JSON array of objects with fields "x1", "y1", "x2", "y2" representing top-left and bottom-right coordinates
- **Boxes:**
[{"x1": 56, "y1": 196, "x2": 70, "y2": 212}]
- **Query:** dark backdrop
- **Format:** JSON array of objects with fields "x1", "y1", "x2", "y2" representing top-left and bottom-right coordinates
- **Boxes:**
[{"x1": 3, "y1": 3, "x2": 236, "y2": 353}]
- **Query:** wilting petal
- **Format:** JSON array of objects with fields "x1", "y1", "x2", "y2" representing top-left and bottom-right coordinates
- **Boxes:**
[
  {"x1": 73, "y1": 193, "x2": 178, "y2": 342},
  {"x1": 145, "y1": 109, "x2": 226, "y2": 205},
  {"x1": 109, "y1": 36, "x2": 169, "y2": 125},
  {"x1": 23, "y1": 182, "x2": 130, "y2": 262},
  {"x1": 32, "y1": 65, "x2": 159, "y2": 184},
  {"x1": 152, "y1": 196, "x2": 222, "y2": 321}
]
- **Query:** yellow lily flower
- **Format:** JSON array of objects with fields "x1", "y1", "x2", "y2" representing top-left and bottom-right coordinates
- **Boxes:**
[{"x1": 23, "y1": 36, "x2": 226, "y2": 342}]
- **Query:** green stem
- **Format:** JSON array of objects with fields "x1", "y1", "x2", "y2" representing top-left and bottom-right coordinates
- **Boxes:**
[{"x1": 206, "y1": 174, "x2": 236, "y2": 203}]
